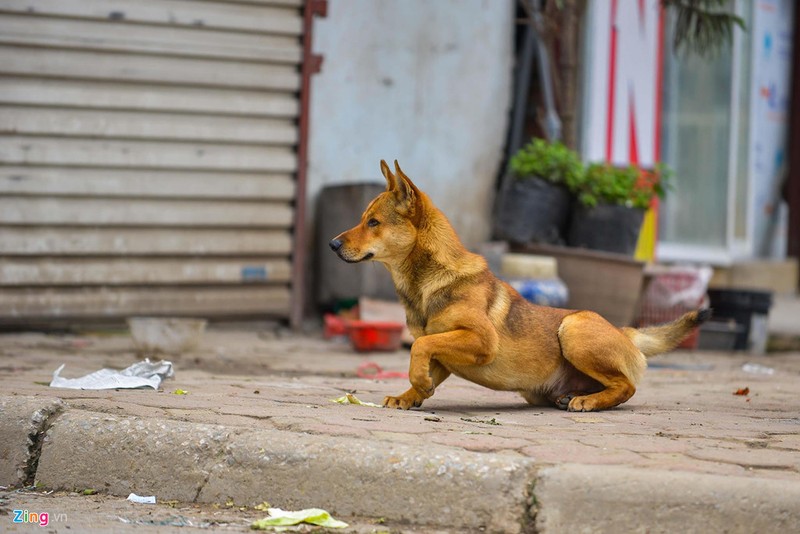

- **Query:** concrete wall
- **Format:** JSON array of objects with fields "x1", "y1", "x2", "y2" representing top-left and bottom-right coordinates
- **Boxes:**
[{"x1": 308, "y1": 0, "x2": 514, "y2": 248}]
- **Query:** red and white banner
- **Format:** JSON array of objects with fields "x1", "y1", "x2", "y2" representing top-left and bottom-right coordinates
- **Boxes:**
[
  {"x1": 582, "y1": 0, "x2": 664, "y2": 168},
  {"x1": 581, "y1": 0, "x2": 665, "y2": 259}
]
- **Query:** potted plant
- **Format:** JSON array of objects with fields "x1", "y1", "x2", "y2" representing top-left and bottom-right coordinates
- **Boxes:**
[
  {"x1": 495, "y1": 139, "x2": 584, "y2": 245},
  {"x1": 567, "y1": 163, "x2": 669, "y2": 255}
]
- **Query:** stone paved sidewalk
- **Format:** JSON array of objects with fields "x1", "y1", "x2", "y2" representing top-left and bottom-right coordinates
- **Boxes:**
[{"x1": 1, "y1": 328, "x2": 799, "y2": 532}]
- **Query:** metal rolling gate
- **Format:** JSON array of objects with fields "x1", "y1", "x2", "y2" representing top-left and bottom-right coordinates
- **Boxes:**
[{"x1": 0, "y1": 0, "x2": 306, "y2": 324}]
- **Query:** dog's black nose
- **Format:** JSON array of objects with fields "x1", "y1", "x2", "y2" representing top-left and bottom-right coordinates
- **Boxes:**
[{"x1": 329, "y1": 238, "x2": 343, "y2": 252}]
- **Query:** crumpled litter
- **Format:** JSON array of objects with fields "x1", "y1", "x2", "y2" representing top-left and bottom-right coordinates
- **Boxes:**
[
  {"x1": 742, "y1": 363, "x2": 775, "y2": 375},
  {"x1": 331, "y1": 393, "x2": 382, "y2": 408},
  {"x1": 251, "y1": 508, "x2": 348, "y2": 530},
  {"x1": 50, "y1": 359, "x2": 173, "y2": 390},
  {"x1": 127, "y1": 493, "x2": 156, "y2": 504}
]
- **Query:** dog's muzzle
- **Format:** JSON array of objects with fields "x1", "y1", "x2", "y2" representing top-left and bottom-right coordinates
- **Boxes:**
[{"x1": 329, "y1": 239, "x2": 373, "y2": 263}]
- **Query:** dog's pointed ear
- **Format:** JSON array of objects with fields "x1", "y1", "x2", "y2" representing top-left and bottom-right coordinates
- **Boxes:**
[
  {"x1": 393, "y1": 160, "x2": 420, "y2": 201},
  {"x1": 380, "y1": 159, "x2": 397, "y2": 192},
  {"x1": 390, "y1": 160, "x2": 421, "y2": 222}
]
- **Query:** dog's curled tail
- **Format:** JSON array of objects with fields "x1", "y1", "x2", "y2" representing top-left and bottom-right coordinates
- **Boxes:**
[{"x1": 623, "y1": 309, "x2": 712, "y2": 357}]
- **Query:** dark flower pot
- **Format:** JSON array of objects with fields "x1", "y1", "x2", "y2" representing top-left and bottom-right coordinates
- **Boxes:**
[
  {"x1": 495, "y1": 177, "x2": 571, "y2": 245},
  {"x1": 567, "y1": 202, "x2": 644, "y2": 255}
]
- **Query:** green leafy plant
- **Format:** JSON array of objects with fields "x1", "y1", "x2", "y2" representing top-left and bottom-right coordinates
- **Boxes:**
[
  {"x1": 509, "y1": 138, "x2": 584, "y2": 189},
  {"x1": 661, "y1": 0, "x2": 745, "y2": 58},
  {"x1": 575, "y1": 163, "x2": 671, "y2": 209}
]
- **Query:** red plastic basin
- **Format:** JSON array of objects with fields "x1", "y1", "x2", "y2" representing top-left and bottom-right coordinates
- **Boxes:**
[{"x1": 347, "y1": 320, "x2": 404, "y2": 352}]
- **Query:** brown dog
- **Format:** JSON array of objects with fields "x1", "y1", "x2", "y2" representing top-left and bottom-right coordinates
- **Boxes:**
[{"x1": 330, "y1": 160, "x2": 709, "y2": 412}]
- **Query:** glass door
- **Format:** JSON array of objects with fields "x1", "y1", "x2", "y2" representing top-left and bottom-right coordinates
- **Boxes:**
[{"x1": 657, "y1": 2, "x2": 751, "y2": 264}]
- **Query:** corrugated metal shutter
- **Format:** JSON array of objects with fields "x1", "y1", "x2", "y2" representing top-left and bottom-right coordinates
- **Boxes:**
[{"x1": 0, "y1": 0, "x2": 303, "y2": 322}]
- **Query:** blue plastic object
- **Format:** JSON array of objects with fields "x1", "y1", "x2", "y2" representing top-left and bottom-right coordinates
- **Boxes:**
[{"x1": 507, "y1": 278, "x2": 569, "y2": 307}]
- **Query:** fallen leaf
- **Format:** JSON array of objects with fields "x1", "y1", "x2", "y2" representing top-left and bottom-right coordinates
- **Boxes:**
[
  {"x1": 172, "y1": 389, "x2": 189, "y2": 395},
  {"x1": 331, "y1": 393, "x2": 382, "y2": 408},
  {"x1": 734, "y1": 387, "x2": 750, "y2": 396},
  {"x1": 252, "y1": 508, "x2": 348, "y2": 530}
]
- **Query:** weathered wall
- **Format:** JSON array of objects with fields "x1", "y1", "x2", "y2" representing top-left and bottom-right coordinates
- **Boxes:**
[{"x1": 308, "y1": 0, "x2": 514, "y2": 248}]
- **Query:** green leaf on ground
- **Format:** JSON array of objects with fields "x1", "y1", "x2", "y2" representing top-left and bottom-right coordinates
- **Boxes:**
[
  {"x1": 331, "y1": 393, "x2": 382, "y2": 408},
  {"x1": 251, "y1": 508, "x2": 348, "y2": 530}
]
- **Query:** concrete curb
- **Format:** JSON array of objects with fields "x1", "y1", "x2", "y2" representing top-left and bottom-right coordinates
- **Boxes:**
[
  {"x1": 0, "y1": 396, "x2": 64, "y2": 487},
  {"x1": 533, "y1": 464, "x2": 800, "y2": 533},
  {"x1": 34, "y1": 407, "x2": 537, "y2": 533},
  {"x1": 4, "y1": 395, "x2": 800, "y2": 533}
]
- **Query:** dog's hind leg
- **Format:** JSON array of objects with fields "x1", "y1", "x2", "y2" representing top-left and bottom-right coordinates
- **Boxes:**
[
  {"x1": 557, "y1": 311, "x2": 645, "y2": 412},
  {"x1": 383, "y1": 360, "x2": 451, "y2": 409}
]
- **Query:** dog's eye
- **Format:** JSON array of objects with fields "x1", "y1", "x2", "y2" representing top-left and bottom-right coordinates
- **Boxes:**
[{"x1": 367, "y1": 218, "x2": 380, "y2": 228}]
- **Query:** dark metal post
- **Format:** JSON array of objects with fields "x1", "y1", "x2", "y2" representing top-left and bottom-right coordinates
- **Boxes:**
[{"x1": 291, "y1": 0, "x2": 327, "y2": 329}]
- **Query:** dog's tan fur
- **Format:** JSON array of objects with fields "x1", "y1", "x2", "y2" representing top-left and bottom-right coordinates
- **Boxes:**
[{"x1": 330, "y1": 161, "x2": 709, "y2": 411}]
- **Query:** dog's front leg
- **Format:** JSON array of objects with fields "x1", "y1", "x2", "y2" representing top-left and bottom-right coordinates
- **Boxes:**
[
  {"x1": 383, "y1": 360, "x2": 450, "y2": 409},
  {"x1": 385, "y1": 327, "x2": 495, "y2": 409}
]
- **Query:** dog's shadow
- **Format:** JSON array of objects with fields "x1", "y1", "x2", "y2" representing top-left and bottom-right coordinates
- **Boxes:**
[
  {"x1": 418, "y1": 401, "x2": 541, "y2": 414},
  {"x1": 421, "y1": 401, "x2": 630, "y2": 415}
]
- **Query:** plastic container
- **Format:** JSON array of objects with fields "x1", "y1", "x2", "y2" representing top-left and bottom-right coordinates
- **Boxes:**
[
  {"x1": 347, "y1": 320, "x2": 404, "y2": 352},
  {"x1": 707, "y1": 289, "x2": 773, "y2": 353},
  {"x1": 495, "y1": 178, "x2": 571, "y2": 245},
  {"x1": 567, "y1": 202, "x2": 645, "y2": 255},
  {"x1": 501, "y1": 253, "x2": 558, "y2": 279},
  {"x1": 698, "y1": 320, "x2": 745, "y2": 351},
  {"x1": 323, "y1": 313, "x2": 349, "y2": 339},
  {"x1": 507, "y1": 278, "x2": 569, "y2": 307}
]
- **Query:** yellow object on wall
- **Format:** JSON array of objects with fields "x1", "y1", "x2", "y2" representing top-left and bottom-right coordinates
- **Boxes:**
[{"x1": 635, "y1": 206, "x2": 657, "y2": 262}]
